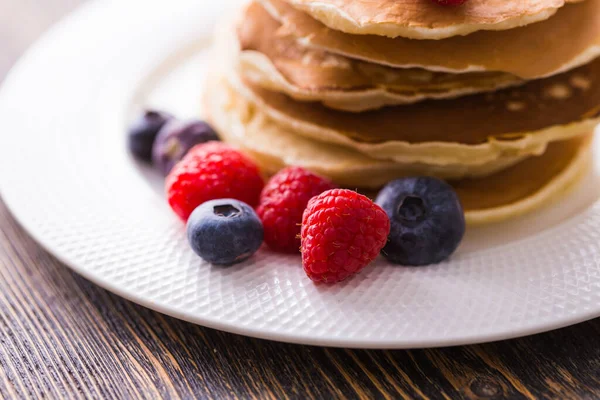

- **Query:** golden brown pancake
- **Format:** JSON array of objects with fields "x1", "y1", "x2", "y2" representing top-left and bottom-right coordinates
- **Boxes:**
[
  {"x1": 454, "y1": 135, "x2": 588, "y2": 213},
  {"x1": 238, "y1": 56, "x2": 600, "y2": 146},
  {"x1": 208, "y1": 73, "x2": 528, "y2": 183},
  {"x1": 262, "y1": 0, "x2": 600, "y2": 78},
  {"x1": 227, "y1": 67, "x2": 594, "y2": 166},
  {"x1": 204, "y1": 74, "x2": 593, "y2": 225},
  {"x1": 284, "y1": 0, "x2": 579, "y2": 39},
  {"x1": 236, "y1": 3, "x2": 522, "y2": 111}
]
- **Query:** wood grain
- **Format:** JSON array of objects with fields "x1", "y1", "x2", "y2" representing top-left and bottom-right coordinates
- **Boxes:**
[{"x1": 1, "y1": 1, "x2": 600, "y2": 399}]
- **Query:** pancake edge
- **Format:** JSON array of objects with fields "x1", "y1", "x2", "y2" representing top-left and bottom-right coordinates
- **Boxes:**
[
  {"x1": 287, "y1": 0, "x2": 563, "y2": 40},
  {"x1": 465, "y1": 135, "x2": 593, "y2": 225}
]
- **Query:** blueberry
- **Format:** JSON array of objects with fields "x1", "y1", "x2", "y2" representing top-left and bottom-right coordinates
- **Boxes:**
[
  {"x1": 127, "y1": 110, "x2": 173, "y2": 162},
  {"x1": 152, "y1": 119, "x2": 220, "y2": 176},
  {"x1": 376, "y1": 177, "x2": 465, "y2": 266},
  {"x1": 187, "y1": 199, "x2": 263, "y2": 265}
]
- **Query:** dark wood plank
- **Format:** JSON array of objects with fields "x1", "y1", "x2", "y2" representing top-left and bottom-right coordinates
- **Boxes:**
[{"x1": 1, "y1": 1, "x2": 600, "y2": 399}]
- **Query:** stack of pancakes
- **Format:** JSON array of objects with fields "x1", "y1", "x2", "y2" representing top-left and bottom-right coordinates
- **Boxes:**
[{"x1": 204, "y1": 0, "x2": 600, "y2": 224}]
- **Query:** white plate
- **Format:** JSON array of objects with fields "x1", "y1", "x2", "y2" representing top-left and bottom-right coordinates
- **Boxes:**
[{"x1": 1, "y1": 0, "x2": 600, "y2": 349}]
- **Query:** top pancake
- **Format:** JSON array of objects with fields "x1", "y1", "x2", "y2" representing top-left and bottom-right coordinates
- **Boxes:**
[
  {"x1": 263, "y1": 0, "x2": 600, "y2": 78},
  {"x1": 284, "y1": 0, "x2": 580, "y2": 39},
  {"x1": 235, "y1": 2, "x2": 522, "y2": 111}
]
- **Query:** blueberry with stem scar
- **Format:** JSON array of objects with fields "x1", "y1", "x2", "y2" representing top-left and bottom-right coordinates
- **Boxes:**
[
  {"x1": 152, "y1": 119, "x2": 219, "y2": 176},
  {"x1": 187, "y1": 199, "x2": 263, "y2": 265},
  {"x1": 376, "y1": 177, "x2": 465, "y2": 266}
]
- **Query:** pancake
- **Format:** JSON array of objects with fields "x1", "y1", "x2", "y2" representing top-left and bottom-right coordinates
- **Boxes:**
[
  {"x1": 454, "y1": 134, "x2": 592, "y2": 225},
  {"x1": 228, "y1": 56, "x2": 600, "y2": 166},
  {"x1": 204, "y1": 74, "x2": 592, "y2": 225},
  {"x1": 207, "y1": 74, "x2": 527, "y2": 183},
  {"x1": 262, "y1": 0, "x2": 600, "y2": 78},
  {"x1": 283, "y1": 0, "x2": 579, "y2": 39},
  {"x1": 236, "y1": 3, "x2": 522, "y2": 112}
]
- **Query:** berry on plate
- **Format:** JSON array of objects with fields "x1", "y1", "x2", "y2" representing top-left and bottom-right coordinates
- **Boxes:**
[
  {"x1": 187, "y1": 199, "x2": 264, "y2": 265},
  {"x1": 166, "y1": 142, "x2": 264, "y2": 221},
  {"x1": 257, "y1": 167, "x2": 336, "y2": 254},
  {"x1": 429, "y1": 0, "x2": 468, "y2": 6},
  {"x1": 301, "y1": 189, "x2": 390, "y2": 283},
  {"x1": 152, "y1": 119, "x2": 220, "y2": 176},
  {"x1": 376, "y1": 177, "x2": 465, "y2": 266},
  {"x1": 127, "y1": 110, "x2": 173, "y2": 162}
]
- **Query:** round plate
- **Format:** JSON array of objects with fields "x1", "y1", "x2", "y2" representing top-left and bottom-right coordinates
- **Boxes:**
[{"x1": 1, "y1": 0, "x2": 600, "y2": 349}]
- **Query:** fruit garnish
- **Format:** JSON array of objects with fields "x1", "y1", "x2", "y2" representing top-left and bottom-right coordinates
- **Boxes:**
[
  {"x1": 376, "y1": 177, "x2": 465, "y2": 266},
  {"x1": 187, "y1": 199, "x2": 264, "y2": 265},
  {"x1": 301, "y1": 189, "x2": 390, "y2": 283},
  {"x1": 166, "y1": 142, "x2": 264, "y2": 221},
  {"x1": 257, "y1": 167, "x2": 336, "y2": 254},
  {"x1": 152, "y1": 119, "x2": 220, "y2": 176},
  {"x1": 127, "y1": 110, "x2": 173, "y2": 162},
  {"x1": 430, "y1": 0, "x2": 468, "y2": 6}
]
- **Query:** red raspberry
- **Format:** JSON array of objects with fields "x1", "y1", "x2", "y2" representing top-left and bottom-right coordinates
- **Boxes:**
[
  {"x1": 430, "y1": 0, "x2": 468, "y2": 5},
  {"x1": 301, "y1": 189, "x2": 391, "y2": 283},
  {"x1": 166, "y1": 142, "x2": 264, "y2": 220},
  {"x1": 257, "y1": 167, "x2": 336, "y2": 254}
]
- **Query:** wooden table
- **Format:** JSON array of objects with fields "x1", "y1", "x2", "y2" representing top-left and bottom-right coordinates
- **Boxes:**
[{"x1": 1, "y1": 1, "x2": 599, "y2": 398}]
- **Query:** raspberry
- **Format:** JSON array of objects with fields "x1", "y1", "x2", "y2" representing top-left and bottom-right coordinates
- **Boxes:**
[
  {"x1": 430, "y1": 0, "x2": 468, "y2": 5},
  {"x1": 301, "y1": 189, "x2": 391, "y2": 283},
  {"x1": 166, "y1": 142, "x2": 264, "y2": 220},
  {"x1": 257, "y1": 167, "x2": 336, "y2": 253}
]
